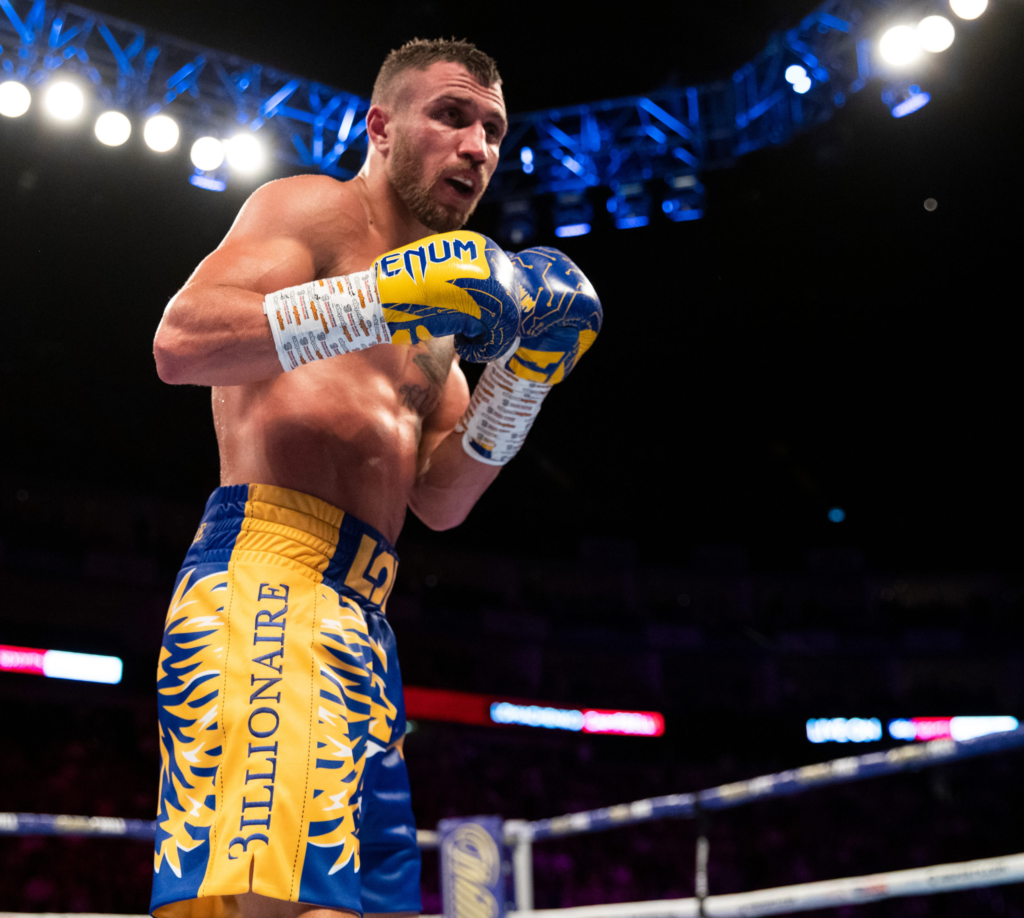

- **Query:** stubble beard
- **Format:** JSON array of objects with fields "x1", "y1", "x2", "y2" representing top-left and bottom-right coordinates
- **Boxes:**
[{"x1": 389, "y1": 131, "x2": 479, "y2": 233}]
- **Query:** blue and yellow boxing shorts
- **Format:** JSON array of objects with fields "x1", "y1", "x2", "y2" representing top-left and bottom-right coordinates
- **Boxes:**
[{"x1": 150, "y1": 484, "x2": 420, "y2": 918}]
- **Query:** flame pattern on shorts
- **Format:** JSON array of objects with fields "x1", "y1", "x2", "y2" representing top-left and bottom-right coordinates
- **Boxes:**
[
  {"x1": 305, "y1": 593, "x2": 398, "y2": 878},
  {"x1": 150, "y1": 484, "x2": 419, "y2": 918},
  {"x1": 154, "y1": 568, "x2": 228, "y2": 884}
]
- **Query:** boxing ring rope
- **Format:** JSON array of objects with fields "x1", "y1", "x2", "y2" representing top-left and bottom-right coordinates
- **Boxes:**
[{"x1": 4, "y1": 727, "x2": 1024, "y2": 916}]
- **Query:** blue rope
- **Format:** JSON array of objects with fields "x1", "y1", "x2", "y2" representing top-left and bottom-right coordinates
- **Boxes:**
[
  {"x1": 3, "y1": 729, "x2": 1023, "y2": 843},
  {"x1": 524, "y1": 728, "x2": 1024, "y2": 841},
  {"x1": 0, "y1": 812, "x2": 157, "y2": 840}
]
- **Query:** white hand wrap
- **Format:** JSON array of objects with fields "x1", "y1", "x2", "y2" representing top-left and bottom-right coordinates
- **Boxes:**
[
  {"x1": 458, "y1": 363, "x2": 552, "y2": 466},
  {"x1": 264, "y1": 270, "x2": 390, "y2": 372}
]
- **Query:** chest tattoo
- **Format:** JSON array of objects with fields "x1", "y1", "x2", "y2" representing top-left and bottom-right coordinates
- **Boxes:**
[{"x1": 398, "y1": 343, "x2": 453, "y2": 417}]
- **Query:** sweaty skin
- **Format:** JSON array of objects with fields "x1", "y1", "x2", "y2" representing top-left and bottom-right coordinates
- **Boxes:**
[{"x1": 154, "y1": 62, "x2": 510, "y2": 544}]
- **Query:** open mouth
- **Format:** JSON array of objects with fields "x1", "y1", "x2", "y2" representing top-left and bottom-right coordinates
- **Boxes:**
[{"x1": 444, "y1": 175, "x2": 476, "y2": 198}]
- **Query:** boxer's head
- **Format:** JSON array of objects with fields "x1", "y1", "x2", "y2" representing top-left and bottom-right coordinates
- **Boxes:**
[{"x1": 368, "y1": 39, "x2": 506, "y2": 232}]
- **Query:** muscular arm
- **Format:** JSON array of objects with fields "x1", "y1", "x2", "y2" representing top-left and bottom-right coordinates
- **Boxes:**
[
  {"x1": 153, "y1": 177, "x2": 335, "y2": 386},
  {"x1": 408, "y1": 359, "x2": 501, "y2": 530}
]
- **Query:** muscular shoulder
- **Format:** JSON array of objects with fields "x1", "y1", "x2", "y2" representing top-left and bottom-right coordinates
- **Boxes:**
[{"x1": 230, "y1": 175, "x2": 367, "y2": 248}]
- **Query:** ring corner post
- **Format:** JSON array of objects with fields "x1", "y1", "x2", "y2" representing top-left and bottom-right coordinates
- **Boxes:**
[{"x1": 505, "y1": 819, "x2": 534, "y2": 913}]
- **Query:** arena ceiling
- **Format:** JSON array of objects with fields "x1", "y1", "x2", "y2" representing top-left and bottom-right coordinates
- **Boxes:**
[{"x1": 1, "y1": 0, "x2": 1020, "y2": 571}]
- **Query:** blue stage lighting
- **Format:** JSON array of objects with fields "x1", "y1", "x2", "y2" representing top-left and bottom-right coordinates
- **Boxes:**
[
  {"x1": 662, "y1": 174, "x2": 705, "y2": 222},
  {"x1": 190, "y1": 174, "x2": 227, "y2": 192},
  {"x1": 552, "y1": 191, "x2": 593, "y2": 238},
  {"x1": 663, "y1": 201, "x2": 703, "y2": 222},
  {"x1": 608, "y1": 183, "x2": 650, "y2": 229},
  {"x1": 785, "y1": 65, "x2": 808, "y2": 84},
  {"x1": 554, "y1": 223, "x2": 592, "y2": 238},
  {"x1": 892, "y1": 91, "x2": 930, "y2": 117},
  {"x1": 520, "y1": 146, "x2": 534, "y2": 175},
  {"x1": 498, "y1": 198, "x2": 536, "y2": 245},
  {"x1": 828, "y1": 507, "x2": 846, "y2": 523},
  {"x1": 793, "y1": 76, "x2": 813, "y2": 94}
]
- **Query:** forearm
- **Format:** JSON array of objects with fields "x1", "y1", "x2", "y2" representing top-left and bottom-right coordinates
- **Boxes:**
[
  {"x1": 409, "y1": 430, "x2": 501, "y2": 530},
  {"x1": 154, "y1": 283, "x2": 283, "y2": 386}
]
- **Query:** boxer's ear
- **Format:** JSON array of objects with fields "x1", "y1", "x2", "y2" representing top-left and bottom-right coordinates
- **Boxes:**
[{"x1": 365, "y1": 104, "x2": 392, "y2": 153}]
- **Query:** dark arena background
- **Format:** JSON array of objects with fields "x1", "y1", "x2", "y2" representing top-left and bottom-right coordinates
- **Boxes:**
[{"x1": 1, "y1": 0, "x2": 1022, "y2": 916}]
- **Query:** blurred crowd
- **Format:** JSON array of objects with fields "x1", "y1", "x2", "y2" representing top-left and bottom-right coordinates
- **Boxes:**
[{"x1": 1, "y1": 699, "x2": 1022, "y2": 917}]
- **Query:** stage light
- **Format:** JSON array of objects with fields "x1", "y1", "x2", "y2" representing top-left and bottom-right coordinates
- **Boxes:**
[
  {"x1": 191, "y1": 136, "x2": 226, "y2": 171},
  {"x1": 226, "y1": 133, "x2": 263, "y2": 172},
  {"x1": 608, "y1": 183, "x2": 651, "y2": 229},
  {"x1": 918, "y1": 16, "x2": 955, "y2": 52},
  {"x1": 144, "y1": 114, "x2": 179, "y2": 152},
  {"x1": 662, "y1": 198, "x2": 703, "y2": 222},
  {"x1": 520, "y1": 146, "x2": 534, "y2": 174},
  {"x1": 662, "y1": 174, "x2": 705, "y2": 222},
  {"x1": 828, "y1": 507, "x2": 846, "y2": 523},
  {"x1": 879, "y1": 25, "x2": 921, "y2": 66},
  {"x1": 793, "y1": 76, "x2": 813, "y2": 94},
  {"x1": 190, "y1": 174, "x2": 227, "y2": 192},
  {"x1": 553, "y1": 191, "x2": 593, "y2": 237},
  {"x1": 785, "y1": 65, "x2": 808, "y2": 84},
  {"x1": 950, "y1": 0, "x2": 987, "y2": 19},
  {"x1": 44, "y1": 81, "x2": 84, "y2": 120},
  {"x1": 0, "y1": 80, "x2": 31, "y2": 118},
  {"x1": 94, "y1": 111, "x2": 131, "y2": 146},
  {"x1": 892, "y1": 88, "x2": 931, "y2": 118},
  {"x1": 498, "y1": 198, "x2": 536, "y2": 245}
]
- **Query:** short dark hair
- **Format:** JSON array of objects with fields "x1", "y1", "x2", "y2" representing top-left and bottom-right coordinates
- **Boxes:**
[{"x1": 372, "y1": 38, "x2": 501, "y2": 108}]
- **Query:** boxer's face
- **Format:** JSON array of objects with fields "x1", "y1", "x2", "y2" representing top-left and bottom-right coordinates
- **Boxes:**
[{"x1": 387, "y1": 62, "x2": 507, "y2": 232}]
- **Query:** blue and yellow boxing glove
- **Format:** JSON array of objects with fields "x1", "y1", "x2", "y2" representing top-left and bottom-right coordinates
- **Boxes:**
[
  {"x1": 458, "y1": 247, "x2": 602, "y2": 465},
  {"x1": 263, "y1": 231, "x2": 521, "y2": 371}
]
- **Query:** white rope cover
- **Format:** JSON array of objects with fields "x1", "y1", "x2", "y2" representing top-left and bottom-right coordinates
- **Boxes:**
[
  {"x1": 510, "y1": 852, "x2": 1024, "y2": 918},
  {"x1": 1, "y1": 851, "x2": 1021, "y2": 918}
]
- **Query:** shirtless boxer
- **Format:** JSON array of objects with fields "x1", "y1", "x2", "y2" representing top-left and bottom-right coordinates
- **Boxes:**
[{"x1": 149, "y1": 38, "x2": 600, "y2": 918}]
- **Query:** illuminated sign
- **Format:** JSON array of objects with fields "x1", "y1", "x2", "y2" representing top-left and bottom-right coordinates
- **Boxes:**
[
  {"x1": 807, "y1": 716, "x2": 1019, "y2": 743},
  {"x1": 0, "y1": 644, "x2": 123, "y2": 684},
  {"x1": 403, "y1": 686, "x2": 664, "y2": 737},
  {"x1": 806, "y1": 718, "x2": 882, "y2": 743},
  {"x1": 490, "y1": 702, "x2": 665, "y2": 737},
  {"x1": 888, "y1": 716, "x2": 1019, "y2": 742}
]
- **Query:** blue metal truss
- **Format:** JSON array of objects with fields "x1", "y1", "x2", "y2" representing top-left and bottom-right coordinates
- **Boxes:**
[
  {"x1": 0, "y1": 0, "x2": 917, "y2": 194},
  {"x1": 489, "y1": 0, "x2": 902, "y2": 200},
  {"x1": 0, "y1": 1, "x2": 371, "y2": 177}
]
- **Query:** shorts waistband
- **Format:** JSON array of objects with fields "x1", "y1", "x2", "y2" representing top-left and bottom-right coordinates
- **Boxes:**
[{"x1": 183, "y1": 483, "x2": 399, "y2": 611}]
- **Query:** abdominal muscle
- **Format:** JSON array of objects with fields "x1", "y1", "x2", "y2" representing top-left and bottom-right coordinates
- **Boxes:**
[{"x1": 213, "y1": 343, "x2": 431, "y2": 545}]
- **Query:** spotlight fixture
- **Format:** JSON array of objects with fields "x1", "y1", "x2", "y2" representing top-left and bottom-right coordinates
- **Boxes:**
[
  {"x1": 520, "y1": 146, "x2": 535, "y2": 174},
  {"x1": 785, "y1": 65, "x2": 812, "y2": 93},
  {"x1": 226, "y1": 133, "x2": 263, "y2": 172},
  {"x1": 498, "y1": 198, "x2": 535, "y2": 246},
  {"x1": 191, "y1": 136, "x2": 226, "y2": 171},
  {"x1": 662, "y1": 174, "x2": 704, "y2": 222},
  {"x1": 94, "y1": 111, "x2": 131, "y2": 146},
  {"x1": 918, "y1": 15, "x2": 955, "y2": 52},
  {"x1": 886, "y1": 83, "x2": 931, "y2": 118},
  {"x1": 552, "y1": 192, "x2": 593, "y2": 238},
  {"x1": 44, "y1": 81, "x2": 84, "y2": 120},
  {"x1": 879, "y1": 25, "x2": 921, "y2": 66},
  {"x1": 607, "y1": 183, "x2": 650, "y2": 229},
  {"x1": 144, "y1": 114, "x2": 180, "y2": 152},
  {"x1": 0, "y1": 80, "x2": 31, "y2": 118},
  {"x1": 949, "y1": 0, "x2": 986, "y2": 19}
]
